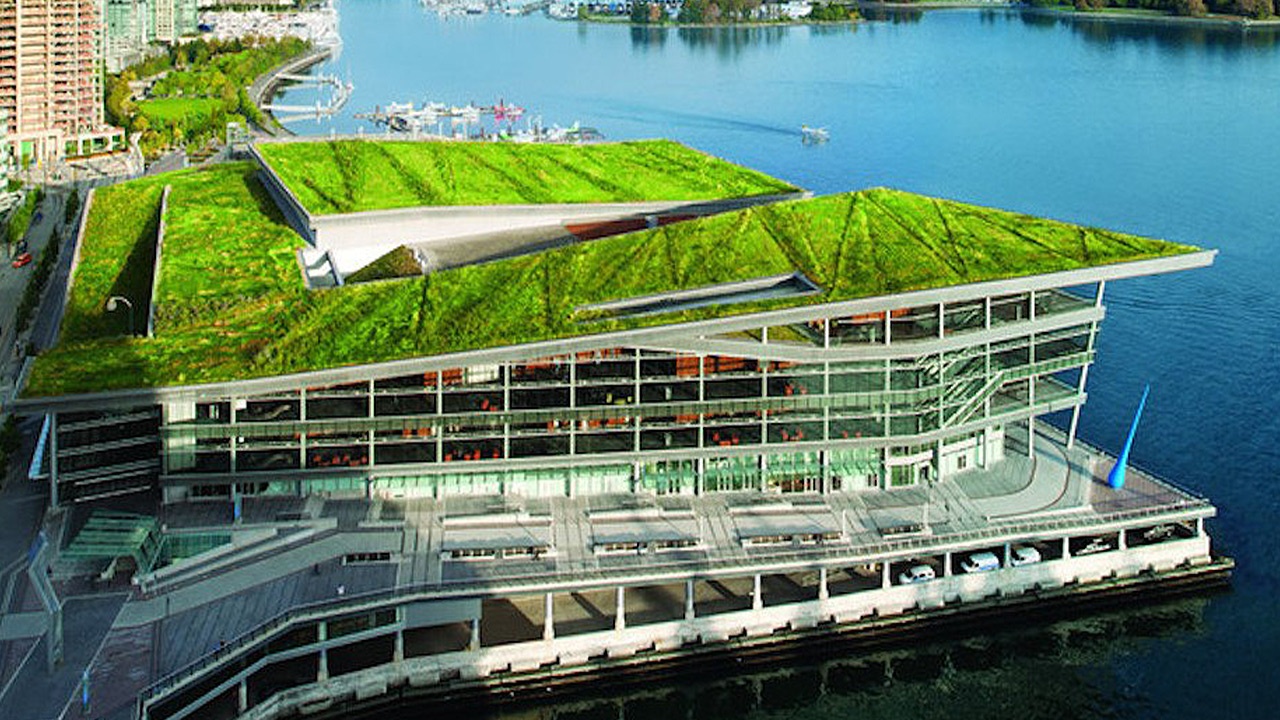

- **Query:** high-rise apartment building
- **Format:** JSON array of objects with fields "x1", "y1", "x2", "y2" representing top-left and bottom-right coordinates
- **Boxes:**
[{"x1": 0, "y1": 0, "x2": 126, "y2": 166}]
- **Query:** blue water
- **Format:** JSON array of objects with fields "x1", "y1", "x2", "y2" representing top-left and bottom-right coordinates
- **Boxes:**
[{"x1": 282, "y1": 5, "x2": 1280, "y2": 717}]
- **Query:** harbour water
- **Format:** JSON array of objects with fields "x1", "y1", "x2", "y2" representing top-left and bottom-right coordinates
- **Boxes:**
[{"x1": 278, "y1": 5, "x2": 1280, "y2": 717}]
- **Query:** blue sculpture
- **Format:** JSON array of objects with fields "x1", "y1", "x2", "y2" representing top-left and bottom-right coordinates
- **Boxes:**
[{"x1": 1107, "y1": 384, "x2": 1150, "y2": 490}]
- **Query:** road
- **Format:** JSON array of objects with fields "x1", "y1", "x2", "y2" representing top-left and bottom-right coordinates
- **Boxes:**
[{"x1": 0, "y1": 191, "x2": 66, "y2": 409}]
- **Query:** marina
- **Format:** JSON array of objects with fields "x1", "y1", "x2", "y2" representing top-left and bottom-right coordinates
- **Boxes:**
[
  {"x1": 262, "y1": 73, "x2": 355, "y2": 122},
  {"x1": 354, "y1": 100, "x2": 602, "y2": 141}
]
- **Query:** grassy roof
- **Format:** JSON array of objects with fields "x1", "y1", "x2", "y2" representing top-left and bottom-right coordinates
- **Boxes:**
[
  {"x1": 255, "y1": 139, "x2": 801, "y2": 215},
  {"x1": 26, "y1": 161, "x2": 1197, "y2": 397}
]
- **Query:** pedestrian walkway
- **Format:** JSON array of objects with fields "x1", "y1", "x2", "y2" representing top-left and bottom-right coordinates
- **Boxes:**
[{"x1": 0, "y1": 593, "x2": 127, "y2": 720}]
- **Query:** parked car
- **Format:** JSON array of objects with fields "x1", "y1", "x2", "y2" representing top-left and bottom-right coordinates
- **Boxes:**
[
  {"x1": 11, "y1": 252, "x2": 32, "y2": 268},
  {"x1": 1009, "y1": 545, "x2": 1042, "y2": 567},
  {"x1": 960, "y1": 551, "x2": 1000, "y2": 573},
  {"x1": 1142, "y1": 524, "x2": 1175, "y2": 542},
  {"x1": 898, "y1": 564, "x2": 936, "y2": 585},
  {"x1": 1077, "y1": 537, "x2": 1112, "y2": 556}
]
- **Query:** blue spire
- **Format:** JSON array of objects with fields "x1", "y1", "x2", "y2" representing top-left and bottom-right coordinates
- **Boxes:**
[{"x1": 1107, "y1": 384, "x2": 1150, "y2": 490}]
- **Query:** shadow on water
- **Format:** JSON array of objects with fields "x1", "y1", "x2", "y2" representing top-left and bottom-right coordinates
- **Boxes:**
[
  {"x1": 1015, "y1": 8, "x2": 1280, "y2": 52},
  {"x1": 363, "y1": 594, "x2": 1217, "y2": 720}
]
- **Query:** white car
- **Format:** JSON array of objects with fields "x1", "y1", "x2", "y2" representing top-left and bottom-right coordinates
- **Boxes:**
[
  {"x1": 1077, "y1": 537, "x2": 1112, "y2": 556},
  {"x1": 960, "y1": 551, "x2": 1000, "y2": 573},
  {"x1": 898, "y1": 564, "x2": 936, "y2": 584},
  {"x1": 1009, "y1": 545, "x2": 1042, "y2": 567}
]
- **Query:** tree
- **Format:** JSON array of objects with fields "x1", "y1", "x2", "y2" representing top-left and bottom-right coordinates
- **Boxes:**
[
  {"x1": 631, "y1": 0, "x2": 651, "y2": 22},
  {"x1": 1172, "y1": 0, "x2": 1207, "y2": 14}
]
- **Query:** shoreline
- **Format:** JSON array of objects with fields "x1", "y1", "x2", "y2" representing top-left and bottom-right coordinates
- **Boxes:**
[
  {"x1": 572, "y1": 2, "x2": 1280, "y2": 30},
  {"x1": 248, "y1": 45, "x2": 337, "y2": 138}
]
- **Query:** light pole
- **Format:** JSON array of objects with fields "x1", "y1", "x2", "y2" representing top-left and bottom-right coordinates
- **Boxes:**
[{"x1": 106, "y1": 296, "x2": 135, "y2": 336}]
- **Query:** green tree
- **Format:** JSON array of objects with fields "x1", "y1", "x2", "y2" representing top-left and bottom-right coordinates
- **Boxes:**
[{"x1": 631, "y1": 0, "x2": 651, "y2": 22}]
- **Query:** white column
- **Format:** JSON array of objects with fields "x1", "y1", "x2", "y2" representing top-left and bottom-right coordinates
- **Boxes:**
[
  {"x1": 752, "y1": 574, "x2": 763, "y2": 610},
  {"x1": 238, "y1": 680, "x2": 248, "y2": 713},
  {"x1": 818, "y1": 568, "x2": 829, "y2": 600},
  {"x1": 1062, "y1": 537, "x2": 1071, "y2": 559},
  {"x1": 394, "y1": 629, "x2": 405, "y2": 662},
  {"x1": 881, "y1": 562, "x2": 891, "y2": 589},
  {"x1": 544, "y1": 592, "x2": 555, "y2": 641},
  {"x1": 685, "y1": 579, "x2": 695, "y2": 621},
  {"x1": 317, "y1": 621, "x2": 329, "y2": 681},
  {"x1": 1003, "y1": 543, "x2": 1012, "y2": 567},
  {"x1": 469, "y1": 617, "x2": 481, "y2": 651},
  {"x1": 48, "y1": 414, "x2": 58, "y2": 508},
  {"x1": 615, "y1": 586, "x2": 626, "y2": 631},
  {"x1": 1118, "y1": 530, "x2": 1127, "y2": 550},
  {"x1": 943, "y1": 551, "x2": 952, "y2": 577}
]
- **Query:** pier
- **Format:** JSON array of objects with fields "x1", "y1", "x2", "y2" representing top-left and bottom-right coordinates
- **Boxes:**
[{"x1": 249, "y1": 46, "x2": 352, "y2": 135}]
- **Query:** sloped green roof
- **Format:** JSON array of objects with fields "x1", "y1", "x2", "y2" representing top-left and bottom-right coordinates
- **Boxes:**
[
  {"x1": 256, "y1": 138, "x2": 801, "y2": 215},
  {"x1": 26, "y1": 159, "x2": 1197, "y2": 397}
]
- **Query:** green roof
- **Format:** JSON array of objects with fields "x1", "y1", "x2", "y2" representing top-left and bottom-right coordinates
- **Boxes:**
[
  {"x1": 255, "y1": 139, "x2": 801, "y2": 214},
  {"x1": 27, "y1": 157, "x2": 1197, "y2": 398}
]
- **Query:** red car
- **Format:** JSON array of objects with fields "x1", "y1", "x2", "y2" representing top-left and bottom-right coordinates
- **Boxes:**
[{"x1": 11, "y1": 252, "x2": 32, "y2": 268}]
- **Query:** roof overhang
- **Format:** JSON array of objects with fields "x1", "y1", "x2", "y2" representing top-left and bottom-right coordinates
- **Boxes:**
[{"x1": 13, "y1": 249, "x2": 1215, "y2": 414}]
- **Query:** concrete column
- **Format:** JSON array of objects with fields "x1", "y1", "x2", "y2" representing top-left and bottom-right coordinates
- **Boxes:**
[
  {"x1": 752, "y1": 574, "x2": 763, "y2": 610},
  {"x1": 615, "y1": 586, "x2": 626, "y2": 631},
  {"x1": 1062, "y1": 537, "x2": 1071, "y2": 559},
  {"x1": 317, "y1": 622, "x2": 329, "y2": 682},
  {"x1": 818, "y1": 568, "x2": 829, "y2": 600},
  {"x1": 1003, "y1": 543, "x2": 1012, "y2": 567},
  {"x1": 1118, "y1": 530, "x2": 1127, "y2": 550},
  {"x1": 48, "y1": 414, "x2": 58, "y2": 508},
  {"x1": 684, "y1": 579, "x2": 695, "y2": 621},
  {"x1": 393, "y1": 629, "x2": 404, "y2": 662},
  {"x1": 238, "y1": 679, "x2": 248, "y2": 713},
  {"x1": 1197, "y1": 518, "x2": 1204, "y2": 537},
  {"x1": 1067, "y1": 363, "x2": 1091, "y2": 450},
  {"x1": 881, "y1": 562, "x2": 891, "y2": 589},
  {"x1": 469, "y1": 618, "x2": 481, "y2": 651},
  {"x1": 943, "y1": 552, "x2": 952, "y2": 577},
  {"x1": 544, "y1": 592, "x2": 555, "y2": 641}
]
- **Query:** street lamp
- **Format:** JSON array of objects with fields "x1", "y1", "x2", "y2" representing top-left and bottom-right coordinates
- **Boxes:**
[{"x1": 106, "y1": 296, "x2": 135, "y2": 336}]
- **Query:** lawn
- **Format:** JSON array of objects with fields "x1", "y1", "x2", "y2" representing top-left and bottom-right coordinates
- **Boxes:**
[
  {"x1": 26, "y1": 168, "x2": 1198, "y2": 397},
  {"x1": 256, "y1": 139, "x2": 802, "y2": 215},
  {"x1": 137, "y1": 98, "x2": 224, "y2": 126}
]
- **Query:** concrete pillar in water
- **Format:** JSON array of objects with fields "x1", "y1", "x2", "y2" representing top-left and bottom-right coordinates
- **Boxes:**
[
  {"x1": 752, "y1": 574, "x2": 763, "y2": 611},
  {"x1": 615, "y1": 586, "x2": 626, "y2": 631},
  {"x1": 684, "y1": 579, "x2": 695, "y2": 621},
  {"x1": 544, "y1": 592, "x2": 555, "y2": 641}
]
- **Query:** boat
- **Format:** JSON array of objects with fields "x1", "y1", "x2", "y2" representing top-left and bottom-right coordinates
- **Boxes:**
[{"x1": 801, "y1": 125, "x2": 829, "y2": 143}]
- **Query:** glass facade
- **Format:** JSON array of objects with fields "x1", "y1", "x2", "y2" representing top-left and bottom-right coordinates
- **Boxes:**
[{"x1": 51, "y1": 285, "x2": 1100, "y2": 503}]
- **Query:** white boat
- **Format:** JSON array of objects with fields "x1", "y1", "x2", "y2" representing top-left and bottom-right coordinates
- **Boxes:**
[{"x1": 801, "y1": 125, "x2": 829, "y2": 143}]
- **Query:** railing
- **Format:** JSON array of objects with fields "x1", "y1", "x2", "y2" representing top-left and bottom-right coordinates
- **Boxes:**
[{"x1": 136, "y1": 468, "x2": 1211, "y2": 716}]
